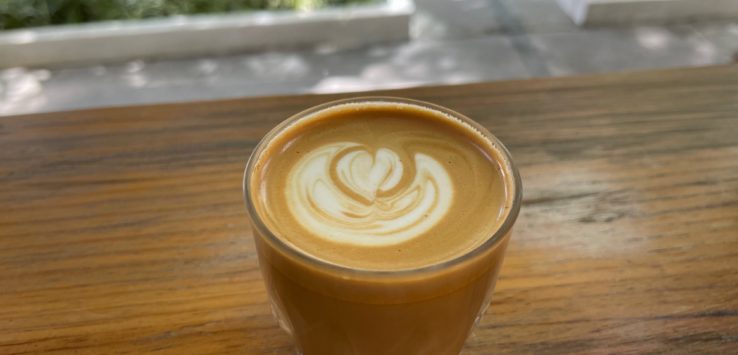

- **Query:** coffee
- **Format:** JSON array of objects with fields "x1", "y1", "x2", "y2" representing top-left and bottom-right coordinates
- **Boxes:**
[
  {"x1": 251, "y1": 102, "x2": 508, "y2": 270},
  {"x1": 245, "y1": 98, "x2": 520, "y2": 355}
]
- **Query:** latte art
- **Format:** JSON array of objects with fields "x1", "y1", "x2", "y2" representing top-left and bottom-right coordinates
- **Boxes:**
[
  {"x1": 251, "y1": 101, "x2": 511, "y2": 270},
  {"x1": 287, "y1": 142, "x2": 454, "y2": 246}
]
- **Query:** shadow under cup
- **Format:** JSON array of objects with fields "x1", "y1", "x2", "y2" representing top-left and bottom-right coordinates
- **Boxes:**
[{"x1": 243, "y1": 97, "x2": 522, "y2": 355}]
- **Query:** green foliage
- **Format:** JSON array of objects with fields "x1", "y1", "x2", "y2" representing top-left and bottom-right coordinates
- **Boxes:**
[{"x1": 0, "y1": 0, "x2": 375, "y2": 30}]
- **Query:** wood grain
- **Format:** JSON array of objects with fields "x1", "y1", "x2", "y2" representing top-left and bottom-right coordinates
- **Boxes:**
[{"x1": 2, "y1": 65, "x2": 738, "y2": 354}]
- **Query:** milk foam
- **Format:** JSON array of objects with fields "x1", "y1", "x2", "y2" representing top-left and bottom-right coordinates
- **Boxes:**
[{"x1": 286, "y1": 142, "x2": 454, "y2": 246}]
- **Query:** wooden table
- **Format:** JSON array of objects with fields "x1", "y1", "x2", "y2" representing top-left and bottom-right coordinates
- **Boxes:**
[{"x1": 2, "y1": 65, "x2": 738, "y2": 354}]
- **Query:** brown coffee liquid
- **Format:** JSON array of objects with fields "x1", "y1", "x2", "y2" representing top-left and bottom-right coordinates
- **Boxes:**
[{"x1": 250, "y1": 101, "x2": 510, "y2": 270}]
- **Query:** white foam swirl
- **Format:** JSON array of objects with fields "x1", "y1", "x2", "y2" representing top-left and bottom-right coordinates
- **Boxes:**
[{"x1": 286, "y1": 142, "x2": 454, "y2": 246}]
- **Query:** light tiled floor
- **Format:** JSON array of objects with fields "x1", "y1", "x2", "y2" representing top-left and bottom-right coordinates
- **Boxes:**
[
  {"x1": 502, "y1": 0, "x2": 581, "y2": 34},
  {"x1": 527, "y1": 26, "x2": 727, "y2": 76},
  {"x1": 0, "y1": 36, "x2": 528, "y2": 115},
  {"x1": 691, "y1": 22, "x2": 738, "y2": 62},
  {"x1": 1, "y1": 0, "x2": 736, "y2": 116},
  {"x1": 412, "y1": 0, "x2": 504, "y2": 40}
]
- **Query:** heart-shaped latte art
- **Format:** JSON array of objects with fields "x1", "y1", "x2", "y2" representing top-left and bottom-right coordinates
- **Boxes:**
[
  {"x1": 286, "y1": 142, "x2": 454, "y2": 246},
  {"x1": 334, "y1": 147, "x2": 404, "y2": 204}
]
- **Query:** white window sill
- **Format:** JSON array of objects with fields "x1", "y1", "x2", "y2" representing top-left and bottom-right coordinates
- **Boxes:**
[{"x1": 0, "y1": 0, "x2": 414, "y2": 68}]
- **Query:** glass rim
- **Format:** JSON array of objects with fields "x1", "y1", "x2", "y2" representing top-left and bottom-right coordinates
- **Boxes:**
[{"x1": 243, "y1": 96, "x2": 522, "y2": 279}]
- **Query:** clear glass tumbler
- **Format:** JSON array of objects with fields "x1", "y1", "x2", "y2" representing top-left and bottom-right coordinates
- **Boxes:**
[{"x1": 243, "y1": 97, "x2": 522, "y2": 355}]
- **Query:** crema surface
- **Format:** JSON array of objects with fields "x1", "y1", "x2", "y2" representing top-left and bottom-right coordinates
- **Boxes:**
[{"x1": 251, "y1": 102, "x2": 509, "y2": 270}]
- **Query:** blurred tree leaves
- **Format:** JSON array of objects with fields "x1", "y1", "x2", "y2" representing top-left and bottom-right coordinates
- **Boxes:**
[{"x1": 0, "y1": 0, "x2": 375, "y2": 30}]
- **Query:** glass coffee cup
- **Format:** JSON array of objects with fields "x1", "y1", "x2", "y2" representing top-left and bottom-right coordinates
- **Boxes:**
[{"x1": 244, "y1": 97, "x2": 522, "y2": 355}]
